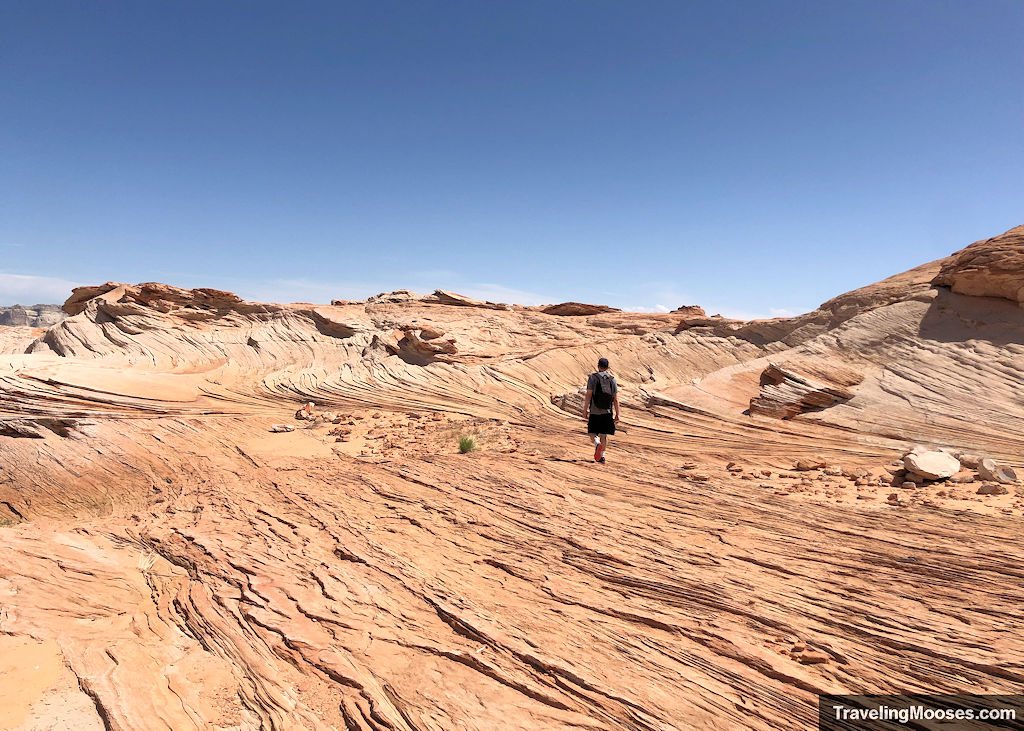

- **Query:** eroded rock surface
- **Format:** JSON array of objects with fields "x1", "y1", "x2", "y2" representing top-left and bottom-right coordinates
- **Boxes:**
[
  {"x1": 933, "y1": 224, "x2": 1024, "y2": 305},
  {"x1": 3, "y1": 226, "x2": 1024, "y2": 730},
  {"x1": 0, "y1": 304, "x2": 65, "y2": 328}
]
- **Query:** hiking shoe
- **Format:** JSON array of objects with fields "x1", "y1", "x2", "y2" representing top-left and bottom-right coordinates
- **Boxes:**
[{"x1": 594, "y1": 443, "x2": 605, "y2": 462}]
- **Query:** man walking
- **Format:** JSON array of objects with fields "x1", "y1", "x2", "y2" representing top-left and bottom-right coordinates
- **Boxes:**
[{"x1": 583, "y1": 357, "x2": 619, "y2": 463}]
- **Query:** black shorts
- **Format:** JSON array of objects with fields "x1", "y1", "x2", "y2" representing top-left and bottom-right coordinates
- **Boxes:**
[{"x1": 587, "y1": 412, "x2": 616, "y2": 435}]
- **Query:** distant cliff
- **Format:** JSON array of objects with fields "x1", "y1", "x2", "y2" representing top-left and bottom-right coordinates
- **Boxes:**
[{"x1": 0, "y1": 304, "x2": 65, "y2": 328}]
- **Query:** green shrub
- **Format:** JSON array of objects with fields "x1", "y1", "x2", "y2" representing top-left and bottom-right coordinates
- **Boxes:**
[{"x1": 458, "y1": 435, "x2": 477, "y2": 453}]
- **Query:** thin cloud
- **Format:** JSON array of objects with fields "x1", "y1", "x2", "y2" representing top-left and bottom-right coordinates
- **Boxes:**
[
  {"x1": 456, "y1": 283, "x2": 555, "y2": 306},
  {"x1": 622, "y1": 304, "x2": 672, "y2": 313},
  {"x1": 0, "y1": 272, "x2": 83, "y2": 306}
]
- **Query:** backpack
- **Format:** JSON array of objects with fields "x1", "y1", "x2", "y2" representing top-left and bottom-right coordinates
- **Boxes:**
[{"x1": 591, "y1": 373, "x2": 614, "y2": 409}]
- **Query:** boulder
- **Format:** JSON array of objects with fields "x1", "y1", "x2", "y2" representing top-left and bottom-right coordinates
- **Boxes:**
[
  {"x1": 903, "y1": 450, "x2": 960, "y2": 480},
  {"x1": 977, "y1": 458, "x2": 1017, "y2": 484}
]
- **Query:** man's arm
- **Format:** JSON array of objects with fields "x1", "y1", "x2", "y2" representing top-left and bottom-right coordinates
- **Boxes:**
[
  {"x1": 583, "y1": 389, "x2": 593, "y2": 419},
  {"x1": 613, "y1": 392, "x2": 620, "y2": 422}
]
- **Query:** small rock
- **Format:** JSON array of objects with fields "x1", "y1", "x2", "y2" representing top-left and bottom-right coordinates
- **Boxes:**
[
  {"x1": 797, "y1": 651, "x2": 830, "y2": 665},
  {"x1": 977, "y1": 483, "x2": 1009, "y2": 495},
  {"x1": 887, "y1": 492, "x2": 899, "y2": 502},
  {"x1": 270, "y1": 424, "x2": 295, "y2": 433},
  {"x1": 949, "y1": 471, "x2": 976, "y2": 484},
  {"x1": 726, "y1": 462, "x2": 743, "y2": 472},
  {"x1": 795, "y1": 459, "x2": 825, "y2": 471},
  {"x1": 823, "y1": 465, "x2": 843, "y2": 476},
  {"x1": 690, "y1": 473, "x2": 710, "y2": 482}
]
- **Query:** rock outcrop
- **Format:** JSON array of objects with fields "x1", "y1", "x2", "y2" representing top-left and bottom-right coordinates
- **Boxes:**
[
  {"x1": 748, "y1": 361, "x2": 864, "y2": 419},
  {"x1": 933, "y1": 224, "x2": 1024, "y2": 305},
  {"x1": 0, "y1": 304, "x2": 65, "y2": 328},
  {"x1": 541, "y1": 302, "x2": 620, "y2": 316}
]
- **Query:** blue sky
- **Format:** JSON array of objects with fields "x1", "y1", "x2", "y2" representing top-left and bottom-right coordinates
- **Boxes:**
[{"x1": 1, "y1": 1, "x2": 1021, "y2": 316}]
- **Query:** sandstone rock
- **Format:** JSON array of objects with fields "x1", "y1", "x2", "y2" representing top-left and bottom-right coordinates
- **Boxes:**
[
  {"x1": 977, "y1": 458, "x2": 1017, "y2": 484},
  {"x1": 796, "y1": 651, "x2": 830, "y2": 665},
  {"x1": 957, "y1": 453, "x2": 983, "y2": 469},
  {"x1": 430, "y1": 290, "x2": 510, "y2": 310},
  {"x1": 903, "y1": 450, "x2": 960, "y2": 480},
  {"x1": 795, "y1": 458, "x2": 826, "y2": 471},
  {"x1": 977, "y1": 483, "x2": 1009, "y2": 495},
  {"x1": 949, "y1": 471, "x2": 976, "y2": 484},
  {"x1": 367, "y1": 289, "x2": 422, "y2": 304},
  {"x1": 4, "y1": 229, "x2": 1024, "y2": 729},
  {"x1": 0, "y1": 304, "x2": 66, "y2": 328},
  {"x1": 932, "y1": 224, "x2": 1024, "y2": 305},
  {"x1": 540, "y1": 302, "x2": 620, "y2": 316},
  {"x1": 750, "y1": 361, "x2": 863, "y2": 419},
  {"x1": 269, "y1": 424, "x2": 295, "y2": 433}
]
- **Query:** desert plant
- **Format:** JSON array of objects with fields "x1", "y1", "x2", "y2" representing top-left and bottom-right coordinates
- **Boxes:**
[{"x1": 458, "y1": 435, "x2": 477, "y2": 454}]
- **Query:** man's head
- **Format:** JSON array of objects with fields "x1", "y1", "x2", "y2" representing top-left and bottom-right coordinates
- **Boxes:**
[{"x1": 597, "y1": 357, "x2": 609, "y2": 371}]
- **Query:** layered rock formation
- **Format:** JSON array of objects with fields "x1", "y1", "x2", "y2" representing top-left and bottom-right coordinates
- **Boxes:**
[
  {"x1": 2, "y1": 226, "x2": 1024, "y2": 730},
  {"x1": 0, "y1": 304, "x2": 64, "y2": 328},
  {"x1": 933, "y1": 224, "x2": 1024, "y2": 305}
]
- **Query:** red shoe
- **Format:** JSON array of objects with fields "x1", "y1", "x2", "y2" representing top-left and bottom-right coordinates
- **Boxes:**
[{"x1": 594, "y1": 443, "x2": 605, "y2": 462}]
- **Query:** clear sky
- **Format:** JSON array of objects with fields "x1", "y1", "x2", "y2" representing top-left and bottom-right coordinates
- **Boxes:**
[{"x1": 2, "y1": 1, "x2": 1022, "y2": 316}]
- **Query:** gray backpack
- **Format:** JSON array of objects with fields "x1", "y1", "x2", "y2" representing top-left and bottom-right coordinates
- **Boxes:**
[{"x1": 591, "y1": 373, "x2": 613, "y2": 409}]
